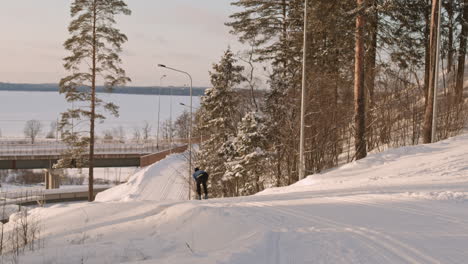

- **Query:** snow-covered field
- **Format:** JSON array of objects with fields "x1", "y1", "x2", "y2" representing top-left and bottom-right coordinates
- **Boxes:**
[{"x1": 4, "y1": 133, "x2": 468, "y2": 263}]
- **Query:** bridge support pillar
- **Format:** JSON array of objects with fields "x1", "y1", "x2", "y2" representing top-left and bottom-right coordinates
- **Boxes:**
[{"x1": 44, "y1": 169, "x2": 60, "y2": 189}]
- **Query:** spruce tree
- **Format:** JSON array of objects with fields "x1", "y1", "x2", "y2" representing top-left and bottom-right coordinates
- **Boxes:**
[
  {"x1": 225, "y1": 112, "x2": 270, "y2": 196},
  {"x1": 197, "y1": 48, "x2": 245, "y2": 197},
  {"x1": 58, "y1": 0, "x2": 131, "y2": 201}
]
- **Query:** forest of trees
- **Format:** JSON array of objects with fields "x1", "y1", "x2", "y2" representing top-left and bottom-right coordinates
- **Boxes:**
[
  {"x1": 195, "y1": 0, "x2": 468, "y2": 198},
  {"x1": 44, "y1": 0, "x2": 467, "y2": 200}
]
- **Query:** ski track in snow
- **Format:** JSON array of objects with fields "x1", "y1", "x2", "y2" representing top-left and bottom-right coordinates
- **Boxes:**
[
  {"x1": 330, "y1": 195, "x2": 468, "y2": 229},
  {"x1": 5, "y1": 134, "x2": 468, "y2": 263},
  {"x1": 233, "y1": 199, "x2": 433, "y2": 264}
]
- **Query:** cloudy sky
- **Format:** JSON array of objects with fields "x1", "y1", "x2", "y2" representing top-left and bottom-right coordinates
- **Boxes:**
[{"x1": 0, "y1": 0, "x2": 244, "y2": 87}]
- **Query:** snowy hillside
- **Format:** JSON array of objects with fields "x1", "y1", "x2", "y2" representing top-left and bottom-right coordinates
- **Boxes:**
[
  {"x1": 5, "y1": 134, "x2": 468, "y2": 263},
  {"x1": 95, "y1": 153, "x2": 189, "y2": 202},
  {"x1": 260, "y1": 133, "x2": 468, "y2": 200}
]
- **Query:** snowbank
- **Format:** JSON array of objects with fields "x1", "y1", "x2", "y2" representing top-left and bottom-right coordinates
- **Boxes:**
[{"x1": 95, "y1": 153, "x2": 189, "y2": 202}]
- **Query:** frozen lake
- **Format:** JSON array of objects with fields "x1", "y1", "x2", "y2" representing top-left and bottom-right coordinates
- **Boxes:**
[{"x1": 0, "y1": 90, "x2": 201, "y2": 138}]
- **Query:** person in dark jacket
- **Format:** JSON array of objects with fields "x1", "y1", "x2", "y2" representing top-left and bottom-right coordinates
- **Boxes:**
[{"x1": 192, "y1": 167, "x2": 209, "y2": 200}]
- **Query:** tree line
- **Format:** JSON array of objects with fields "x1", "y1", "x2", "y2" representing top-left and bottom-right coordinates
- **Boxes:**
[
  {"x1": 0, "y1": 82, "x2": 206, "y2": 96},
  {"x1": 194, "y1": 0, "x2": 468, "y2": 198},
  {"x1": 0, "y1": 116, "x2": 189, "y2": 145},
  {"x1": 50, "y1": 0, "x2": 467, "y2": 200}
]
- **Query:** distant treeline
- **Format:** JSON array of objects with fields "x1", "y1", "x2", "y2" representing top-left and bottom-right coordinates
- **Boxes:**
[{"x1": 0, "y1": 82, "x2": 207, "y2": 96}]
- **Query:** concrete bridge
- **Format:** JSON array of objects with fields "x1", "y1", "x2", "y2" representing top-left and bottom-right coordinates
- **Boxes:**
[
  {"x1": 0, "y1": 141, "x2": 188, "y2": 169},
  {"x1": 0, "y1": 153, "x2": 145, "y2": 170},
  {"x1": 0, "y1": 142, "x2": 188, "y2": 189}
]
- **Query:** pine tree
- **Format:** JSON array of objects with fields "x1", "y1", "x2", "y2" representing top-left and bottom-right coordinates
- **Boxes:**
[
  {"x1": 58, "y1": 0, "x2": 131, "y2": 201},
  {"x1": 227, "y1": 0, "x2": 298, "y2": 64},
  {"x1": 197, "y1": 48, "x2": 245, "y2": 197}
]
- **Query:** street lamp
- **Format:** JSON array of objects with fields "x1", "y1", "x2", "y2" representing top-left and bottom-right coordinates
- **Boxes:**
[
  {"x1": 179, "y1": 102, "x2": 199, "y2": 110},
  {"x1": 157, "y1": 75, "x2": 167, "y2": 149},
  {"x1": 157, "y1": 64, "x2": 193, "y2": 200}
]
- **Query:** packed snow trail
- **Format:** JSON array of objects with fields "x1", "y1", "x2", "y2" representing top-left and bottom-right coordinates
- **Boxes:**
[
  {"x1": 6, "y1": 134, "x2": 468, "y2": 263},
  {"x1": 95, "y1": 153, "x2": 189, "y2": 202}
]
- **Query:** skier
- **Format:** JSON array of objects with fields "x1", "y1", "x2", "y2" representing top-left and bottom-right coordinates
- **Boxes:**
[{"x1": 193, "y1": 167, "x2": 209, "y2": 200}]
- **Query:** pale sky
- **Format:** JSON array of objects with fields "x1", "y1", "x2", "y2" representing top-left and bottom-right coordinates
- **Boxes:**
[{"x1": 0, "y1": 0, "x2": 244, "y2": 87}]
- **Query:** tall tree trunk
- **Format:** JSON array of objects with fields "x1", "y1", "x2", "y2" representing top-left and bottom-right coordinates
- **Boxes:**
[
  {"x1": 456, "y1": 0, "x2": 468, "y2": 103},
  {"x1": 245, "y1": 45, "x2": 258, "y2": 111},
  {"x1": 424, "y1": 0, "x2": 432, "y2": 104},
  {"x1": 423, "y1": 0, "x2": 441, "y2": 143},
  {"x1": 89, "y1": 1, "x2": 97, "y2": 202},
  {"x1": 447, "y1": 0, "x2": 454, "y2": 73},
  {"x1": 354, "y1": 0, "x2": 367, "y2": 160},
  {"x1": 281, "y1": 0, "x2": 288, "y2": 73}
]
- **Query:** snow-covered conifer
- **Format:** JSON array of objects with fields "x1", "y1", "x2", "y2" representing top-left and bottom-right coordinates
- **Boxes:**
[
  {"x1": 196, "y1": 48, "x2": 245, "y2": 197},
  {"x1": 225, "y1": 112, "x2": 271, "y2": 196}
]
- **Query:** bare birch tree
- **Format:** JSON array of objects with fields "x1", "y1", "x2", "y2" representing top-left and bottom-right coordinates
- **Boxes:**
[{"x1": 24, "y1": 120, "x2": 42, "y2": 144}]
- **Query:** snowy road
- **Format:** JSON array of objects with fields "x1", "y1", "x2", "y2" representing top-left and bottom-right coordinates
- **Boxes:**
[{"x1": 4, "y1": 134, "x2": 468, "y2": 263}]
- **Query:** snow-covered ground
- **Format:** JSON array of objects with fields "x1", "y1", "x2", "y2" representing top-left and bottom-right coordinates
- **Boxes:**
[{"x1": 4, "y1": 134, "x2": 468, "y2": 263}]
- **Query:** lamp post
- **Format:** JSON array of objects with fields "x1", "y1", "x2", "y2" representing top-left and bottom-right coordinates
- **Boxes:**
[
  {"x1": 169, "y1": 81, "x2": 173, "y2": 150},
  {"x1": 157, "y1": 64, "x2": 193, "y2": 200},
  {"x1": 298, "y1": 0, "x2": 309, "y2": 181},
  {"x1": 157, "y1": 75, "x2": 167, "y2": 149}
]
